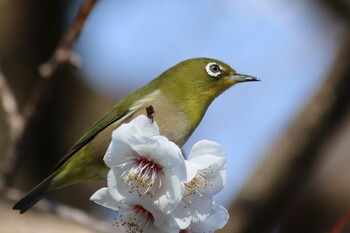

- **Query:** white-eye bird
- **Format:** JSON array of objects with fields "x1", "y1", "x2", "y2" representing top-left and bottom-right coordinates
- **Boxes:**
[{"x1": 13, "y1": 57, "x2": 259, "y2": 213}]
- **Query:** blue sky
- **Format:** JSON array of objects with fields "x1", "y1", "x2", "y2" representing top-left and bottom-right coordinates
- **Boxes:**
[{"x1": 67, "y1": 0, "x2": 343, "y2": 207}]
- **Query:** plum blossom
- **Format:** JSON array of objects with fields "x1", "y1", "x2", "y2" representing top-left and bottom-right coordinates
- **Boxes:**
[
  {"x1": 173, "y1": 140, "x2": 227, "y2": 228},
  {"x1": 91, "y1": 114, "x2": 230, "y2": 233},
  {"x1": 101, "y1": 115, "x2": 186, "y2": 214}
]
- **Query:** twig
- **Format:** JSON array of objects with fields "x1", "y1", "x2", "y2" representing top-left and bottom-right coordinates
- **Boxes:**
[
  {"x1": 39, "y1": 0, "x2": 98, "y2": 78},
  {"x1": 146, "y1": 105, "x2": 155, "y2": 122},
  {"x1": 29, "y1": 0, "x2": 98, "y2": 121},
  {"x1": 0, "y1": 66, "x2": 24, "y2": 139},
  {"x1": 2, "y1": 0, "x2": 98, "y2": 187},
  {"x1": 0, "y1": 67, "x2": 24, "y2": 191}
]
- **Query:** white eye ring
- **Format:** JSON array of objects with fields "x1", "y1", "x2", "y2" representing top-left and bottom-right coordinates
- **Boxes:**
[{"x1": 206, "y1": 62, "x2": 222, "y2": 78}]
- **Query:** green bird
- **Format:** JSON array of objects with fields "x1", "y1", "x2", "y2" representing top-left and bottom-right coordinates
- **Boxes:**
[{"x1": 13, "y1": 57, "x2": 259, "y2": 213}]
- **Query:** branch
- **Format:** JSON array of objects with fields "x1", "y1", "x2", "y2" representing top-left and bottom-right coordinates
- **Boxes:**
[
  {"x1": 39, "y1": 0, "x2": 98, "y2": 78},
  {"x1": 0, "y1": 67, "x2": 24, "y2": 191},
  {"x1": 1, "y1": 0, "x2": 98, "y2": 187},
  {"x1": 28, "y1": 0, "x2": 99, "y2": 123},
  {"x1": 0, "y1": 66, "x2": 24, "y2": 139}
]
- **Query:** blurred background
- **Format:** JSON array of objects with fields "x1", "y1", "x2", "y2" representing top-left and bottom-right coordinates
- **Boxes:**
[{"x1": 0, "y1": 0, "x2": 349, "y2": 232}]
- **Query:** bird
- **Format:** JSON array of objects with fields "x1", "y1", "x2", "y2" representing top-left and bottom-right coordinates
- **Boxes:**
[{"x1": 13, "y1": 57, "x2": 259, "y2": 213}]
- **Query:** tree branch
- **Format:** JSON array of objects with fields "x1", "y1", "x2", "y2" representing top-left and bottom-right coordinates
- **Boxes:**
[
  {"x1": 39, "y1": 0, "x2": 97, "y2": 78},
  {"x1": 1, "y1": 0, "x2": 98, "y2": 187},
  {"x1": 0, "y1": 67, "x2": 24, "y2": 139},
  {"x1": 0, "y1": 66, "x2": 24, "y2": 191}
]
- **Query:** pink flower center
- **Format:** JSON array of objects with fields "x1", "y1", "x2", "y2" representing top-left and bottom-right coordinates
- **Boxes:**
[
  {"x1": 119, "y1": 156, "x2": 163, "y2": 197},
  {"x1": 134, "y1": 157, "x2": 163, "y2": 175}
]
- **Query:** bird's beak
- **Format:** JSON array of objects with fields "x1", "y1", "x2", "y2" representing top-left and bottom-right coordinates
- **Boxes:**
[{"x1": 230, "y1": 73, "x2": 260, "y2": 82}]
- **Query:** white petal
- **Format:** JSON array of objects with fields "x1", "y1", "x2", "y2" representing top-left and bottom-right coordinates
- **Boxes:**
[
  {"x1": 205, "y1": 168, "x2": 227, "y2": 196},
  {"x1": 172, "y1": 202, "x2": 192, "y2": 229},
  {"x1": 201, "y1": 204, "x2": 229, "y2": 232},
  {"x1": 129, "y1": 135, "x2": 187, "y2": 182},
  {"x1": 189, "y1": 154, "x2": 225, "y2": 171},
  {"x1": 153, "y1": 209, "x2": 182, "y2": 233},
  {"x1": 129, "y1": 115, "x2": 160, "y2": 137},
  {"x1": 190, "y1": 204, "x2": 229, "y2": 232},
  {"x1": 103, "y1": 137, "x2": 134, "y2": 168},
  {"x1": 153, "y1": 137, "x2": 186, "y2": 182},
  {"x1": 163, "y1": 154, "x2": 187, "y2": 183},
  {"x1": 190, "y1": 195, "x2": 213, "y2": 224},
  {"x1": 107, "y1": 168, "x2": 139, "y2": 204},
  {"x1": 90, "y1": 187, "x2": 120, "y2": 211},
  {"x1": 128, "y1": 135, "x2": 161, "y2": 157},
  {"x1": 147, "y1": 174, "x2": 184, "y2": 214},
  {"x1": 104, "y1": 115, "x2": 160, "y2": 168},
  {"x1": 189, "y1": 140, "x2": 226, "y2": 163},
  {"x1": 111, "y1": 119, "x2": 134, "y2": 142},
  {"x1": 185, "y1": 160, "x2": 198, "y2": 182}
]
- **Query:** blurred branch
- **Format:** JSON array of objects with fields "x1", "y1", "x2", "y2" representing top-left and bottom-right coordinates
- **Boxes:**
[
  {"x1": 1, "y1": 0, "x2": 98, "y2": 187},
  {"x1": 39, "y1": 0, "x2": 97, "y2": 77},
  {"x1": 0, "y1": 66, "x2": 24, "y2": 139},
  {"x1": 23, "y1": 0, "x2": 98, "y2": 123},
  {"x1": 0, "y1": 66, "x2": 24, "y2": 191},
  {"x1": 223, "y1": 31, "x2": 350, "y2": 233}
]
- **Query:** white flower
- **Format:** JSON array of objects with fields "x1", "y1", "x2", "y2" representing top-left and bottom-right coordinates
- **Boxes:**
[
  {"x1": 102, "y1": 115, "x2": 187, "y2": 214},
  {"x1": 173, "y1": 140, "x2": 227, "y2": 228},
  {"x1": 182, "y1": 203, "x2": 229, "y2": 233},
  {"x1": 185, "y1": 140, "x2": 227, "y2": 198},
  {"x1": 90, "y1": 115, "x2": 230, "y2": 232},
  {"x1": 91, "y1": 188, "x2": 180, "y2": 233}
]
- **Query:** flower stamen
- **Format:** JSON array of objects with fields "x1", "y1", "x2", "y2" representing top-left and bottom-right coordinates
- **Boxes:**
[
  {"x1": 116, "y1": 204, "x2": 154, "y2": 233},
  {"x1": 119, "y1": 157, "x2": 163, "y2": 197},
  {"x1": 184, "y1": 170, "x2": 212, "y2": 204}
]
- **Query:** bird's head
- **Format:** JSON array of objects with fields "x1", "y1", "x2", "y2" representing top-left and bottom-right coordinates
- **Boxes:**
[{"x1": 159, "y1": 57, "x2": 259, "y2": 106}]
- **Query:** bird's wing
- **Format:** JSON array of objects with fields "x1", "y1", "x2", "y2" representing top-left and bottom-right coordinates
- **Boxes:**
[
  {"x1": 53, "y1": 108, "x2": 136, "y2": 171},
  {"x1": 52, "y1": 89, "x2": 161, "y2": 171}
]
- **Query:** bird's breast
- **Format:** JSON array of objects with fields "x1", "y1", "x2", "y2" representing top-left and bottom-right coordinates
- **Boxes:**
[{"x1": 131, "y1": 90, "x2": 191, "y2": 147}]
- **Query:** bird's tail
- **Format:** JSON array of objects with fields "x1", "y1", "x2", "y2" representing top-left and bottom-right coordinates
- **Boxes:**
[{"x1": 13, "y1": 174, "x2": 54, "y2": 214}]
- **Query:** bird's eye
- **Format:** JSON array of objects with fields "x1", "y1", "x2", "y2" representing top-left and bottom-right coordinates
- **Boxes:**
[
  {"x1": 206, "y1": 62, "x2": 222, "y2": 78},
  {"x1": 210, "y1": 64, "x2": 220, "y2": 72}
]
